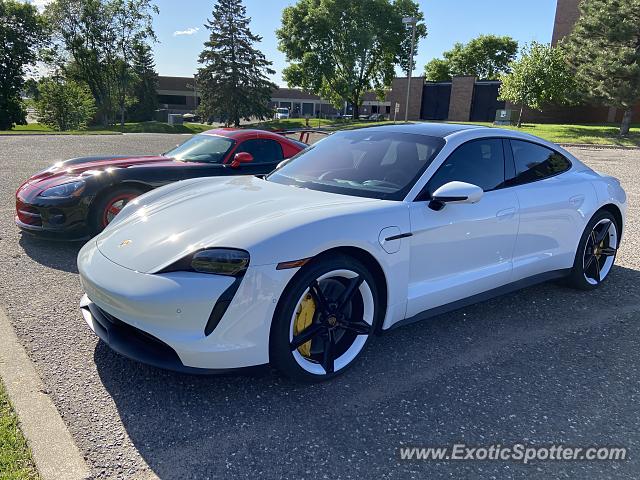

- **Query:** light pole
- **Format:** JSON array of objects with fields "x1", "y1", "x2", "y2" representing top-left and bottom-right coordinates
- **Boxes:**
[
  {"x1": 186, "y1": 74, "x2": 198, "y2": 114},
  {"x1": 402, "y1": 16, "x2": 417, "y2": 122}
]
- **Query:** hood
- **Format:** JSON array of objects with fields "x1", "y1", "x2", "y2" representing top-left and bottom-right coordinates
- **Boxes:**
[
  {"x1": 25, "y1": 155, "x2": 179, "y2": 190},
  {"x1": 95, "y1": 176, "x2": 378, "y2": 273}
]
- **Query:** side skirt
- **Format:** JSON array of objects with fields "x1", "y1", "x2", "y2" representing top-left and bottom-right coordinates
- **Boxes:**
[{"x1": 387, "y1": 269, "x2": 572, "y2": 331}]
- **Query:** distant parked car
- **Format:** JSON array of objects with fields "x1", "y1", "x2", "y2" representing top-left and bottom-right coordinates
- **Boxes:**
[
  {"x1": 15, "y1": 129, "x2": 307, "y2": 240},
  {"x1": 369, "y1": 113, "x2": 386, "y2": 121},
  {"x1": 182, "y1": 113, "x2": 201, "y2": 122},
  {"x1": 274, "y1": 107, "x2": 290, "y2": 120}
]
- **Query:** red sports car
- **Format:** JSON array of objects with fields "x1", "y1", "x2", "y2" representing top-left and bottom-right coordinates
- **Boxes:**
[{"x1": 16, "y1": 129, "x2": 307, "y2": 240}]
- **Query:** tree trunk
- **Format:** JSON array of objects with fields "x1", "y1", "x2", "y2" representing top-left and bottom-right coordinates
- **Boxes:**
[
  {"x1": 120, "y1": 106, "x2": 125, "y2": 129},
  {"x1": 352, "y1": 103, "x2": 359, "y2": 122},
  {"x1": 517, "y1": 104, "x2": 524, "y2": 128},
  {"x1": 620, "y1": 108, "x2": 633, "y2": 136}
]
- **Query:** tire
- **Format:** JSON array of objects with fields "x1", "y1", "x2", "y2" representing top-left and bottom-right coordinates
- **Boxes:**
[
  {"x1": 90, "y1": 186, "x2": 143, "y2": 234},
  {"x1": 566, "y1": 210, "x2": 619, "y2": 290},
  {"x1": 269, "y1": 254, "x2": 383, "y2": 382}
]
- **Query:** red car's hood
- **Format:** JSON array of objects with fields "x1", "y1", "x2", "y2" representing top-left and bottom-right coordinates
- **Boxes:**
[{"x1": 22, "y1": 155, "x2": 182, "y2": 190}]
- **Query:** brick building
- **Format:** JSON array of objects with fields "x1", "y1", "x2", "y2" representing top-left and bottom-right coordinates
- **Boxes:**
[{"x1": 156, "y1": 77, "x2": 391, "y2": 119}]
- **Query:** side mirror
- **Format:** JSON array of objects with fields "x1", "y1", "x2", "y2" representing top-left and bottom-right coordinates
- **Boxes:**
[
  {"x1": 231, "y1": 152, "x2": 254, "y2": 168},
  {"x1": 428, "y1": 181, "x2": 483, "y2": 211}
]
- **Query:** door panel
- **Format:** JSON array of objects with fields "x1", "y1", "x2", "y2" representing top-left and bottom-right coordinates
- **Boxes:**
[
  {"x1": 511, "y1": 174, "x2": 593, "y2": 280},
  {"x1": 506, "y1": 139, "x2": 591, "y2": 280},
  {"x1": 407, "y1": 189, "x2": 519, "y2": 317}
]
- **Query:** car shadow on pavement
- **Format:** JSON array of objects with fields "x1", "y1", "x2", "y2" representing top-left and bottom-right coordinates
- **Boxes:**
[
  {"x1": 94, "y1": 265, "x2": 640, "y2": 479},
  {"x1": 18, "y1": 234, "x2": 84, "y2": 274}
]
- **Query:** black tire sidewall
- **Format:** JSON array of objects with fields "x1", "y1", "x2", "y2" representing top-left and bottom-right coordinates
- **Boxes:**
[
  {"x1": 269, "y1": 254, "x2": 382, "y2": 382},
  {"x1": 90, "y1": 186, "x2": 143, "y2": 234},
  {"x1": 567, "y1": 210, "x2": 618, "y2": 290}
]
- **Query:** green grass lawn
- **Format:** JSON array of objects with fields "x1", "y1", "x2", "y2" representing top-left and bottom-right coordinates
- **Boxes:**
[
  {"x1": 0, "y1": 121, "x2": 212, "y2": 135},
  {"x1": 446, "y1": 121, "x2": 640, "y2": 147},
  {"x1": 253, "y1": 118, "x2": 640, "y2": 146},
  {"x1": 0, "y1": 381, "x2": 39, "y2": 480},
  {"x1": 248, "y1": 117, "x2": 336, "y2": 130},
  {"x1": 2, "y1": 119, "x2": 639, "y2": 146}
]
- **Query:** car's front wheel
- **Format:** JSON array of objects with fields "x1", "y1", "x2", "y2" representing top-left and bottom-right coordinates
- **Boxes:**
[
  {"x1": 567, "y1": 210, "x2": 619, "y2": 290},
  {"x1": 90, "y1": 186, "x2": 143, "y2": 234},
  {"x1": 270, "y1": 255, "x2": 382, "y2": 382}
]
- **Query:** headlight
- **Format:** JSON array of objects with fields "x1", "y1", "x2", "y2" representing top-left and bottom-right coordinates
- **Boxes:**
[
  {"x1": 38, "y1": 180, "x2": 85, "y2": 199},
  {"x1": 159, "y1": 248, "x2": 250, "y2": 276}
]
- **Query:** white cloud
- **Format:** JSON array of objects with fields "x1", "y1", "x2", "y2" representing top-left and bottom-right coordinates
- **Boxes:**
[
  {"x1": 173, "y1": 27, "x2": 199, "y2": 37},
  {"x1": 24, "y1": 0, "x2": 52, "y2": 11}
]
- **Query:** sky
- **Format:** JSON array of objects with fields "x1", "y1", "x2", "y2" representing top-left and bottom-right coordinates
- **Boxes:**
[{"x1": 26, "y1": 0, "x2": 558, "y2": 85}]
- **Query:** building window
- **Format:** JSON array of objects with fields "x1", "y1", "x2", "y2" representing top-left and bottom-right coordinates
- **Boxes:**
[{"x1": 158, "y1": 94, "x2": 187, "y2": 106}]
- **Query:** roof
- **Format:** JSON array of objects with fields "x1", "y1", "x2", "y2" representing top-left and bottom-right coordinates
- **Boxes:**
[
  {"x1": 362, "y1": 122, "x2": 483, "y2": 138},
  {"x1": 157, "y1": 76, "x2": 194, "y2": 91},
  {"x1": 201, "y1": 128, "x2": 301, "y2": 143}
]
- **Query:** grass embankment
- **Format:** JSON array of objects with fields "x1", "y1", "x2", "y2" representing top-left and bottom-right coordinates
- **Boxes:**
[
  {"x1": 253, "y1": 118, "x2": 640, "y2": 146},
  {"x1": 2, "y1": 119, "x2": 639, "y2": 146},
  {"x1": 0, "y1": 381, "x2": 39, "y2": 480},
  {"x1": 249, "y1": 117, "x2": 398, "y2": 131},
  {"x1": 449, "y1": 121, "x2": 640, "y2": 147},
  {"x1": 0, "y1": 121, "x2": 211, "y2": 135}
]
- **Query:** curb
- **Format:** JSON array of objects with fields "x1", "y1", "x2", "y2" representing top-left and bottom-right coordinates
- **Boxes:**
[
  {"x1": 0, "y1": 306, "x2": 90, "y2": 480},
  {"x1": 0, "y1": 133, "x2": 122, "y2": 137},
  {"x1": 559, "y1": 143, "x2": 640, "y2": 151}
]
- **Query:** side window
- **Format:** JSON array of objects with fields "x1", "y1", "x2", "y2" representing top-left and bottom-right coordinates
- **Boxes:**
[
  {"x1": 426, "y1": 139, "x2": 505, "y2": 195},
  {"x1": 508, "y1": 140, "x2": 571, "y2": 185},
  {"x1": 236, "y1": 139, "x2": 284, "y2": 164}
]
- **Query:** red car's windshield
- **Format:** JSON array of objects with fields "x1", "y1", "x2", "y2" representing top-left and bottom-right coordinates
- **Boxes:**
[{"x1": 164, "y1": 134, "x2": 235, "y2": 163}]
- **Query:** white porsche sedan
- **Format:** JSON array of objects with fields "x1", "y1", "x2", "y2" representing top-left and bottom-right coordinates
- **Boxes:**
[{"x1": 78, "y1": 123, "x2": 627, "y2": 381}]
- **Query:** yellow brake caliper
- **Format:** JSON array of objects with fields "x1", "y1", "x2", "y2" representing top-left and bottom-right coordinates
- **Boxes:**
[{"x1": 293, "y1": 293, "x2": 316, "y2": 357}]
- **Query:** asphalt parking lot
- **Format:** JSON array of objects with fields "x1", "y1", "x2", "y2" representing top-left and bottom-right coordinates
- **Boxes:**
[{"x1": 1, "y1": 133, "x2": 639, "y2": 479}]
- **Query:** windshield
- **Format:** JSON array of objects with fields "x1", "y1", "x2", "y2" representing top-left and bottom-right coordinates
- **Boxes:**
[
  {"x1": 266, "y1": 130, "x2": 445, "y2": 200},
  {"x1": 164, "y1": 134, "x2": 235, "y2": 163},
  {"x1": 277, "y1": 108, "x2": 288, "y2": 114}
]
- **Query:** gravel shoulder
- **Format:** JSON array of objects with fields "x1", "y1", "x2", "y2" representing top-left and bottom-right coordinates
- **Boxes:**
[{"x1": 1, "y1": 135, "x2": 639, "y2": 479}]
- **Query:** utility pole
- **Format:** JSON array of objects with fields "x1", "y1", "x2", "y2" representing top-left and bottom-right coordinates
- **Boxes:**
[{"x1": 402, "y1": 17, "x2": 417, "y2": 122}]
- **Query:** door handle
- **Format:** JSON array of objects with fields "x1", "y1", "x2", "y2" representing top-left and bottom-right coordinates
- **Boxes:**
[{"x1": 496, "y1": 207, "x2": 516, "y2": 220}]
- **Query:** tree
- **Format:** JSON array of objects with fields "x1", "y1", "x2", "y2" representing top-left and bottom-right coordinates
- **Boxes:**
[
  {"x1": 424, "y1": 58, "x2": 450, "y2": 82},
  {"x1": 197, "y1": 0, "x2": 276, "y2": 127},
  {"x1": 35, "y1": 76, "x2": 96, "y2": 130},
  {"x1": 394, "y1": 0, "x2": 428, "y2": 76},
  {"x1": 498, "y1": 42, "x2": 575, "y2": 127},
  {"x1": 563, "y1": 0, "x2": 640, "y2": 135},
  {"x1": 277, "y1": 0, "x2": 426, "y2": 120},
  {"x1": 109, "y1": 0, "x2": 158, "y2": 127},
  {"x1": 129, "y1": 42, "x2": 158, "y2": 121},
  {"x1": 44, "y1": 0, "x2": 157, "y2": 126},
  {"x1": 424, "y1": 34, "x2": 518, "y2": 81},
  {"x1": 0, "y1": 0, "x2": 46, "y2": 130}
]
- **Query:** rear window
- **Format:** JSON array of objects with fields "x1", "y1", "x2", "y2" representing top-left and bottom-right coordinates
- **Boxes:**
[{"x1": 508, "y1": 140, "x2": 571, "y2": 185}]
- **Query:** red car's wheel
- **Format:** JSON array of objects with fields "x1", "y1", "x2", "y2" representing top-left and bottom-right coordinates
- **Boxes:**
[
  {"x1": 102, "y1": 193, "x2": 137, "y2": 227},
  {"x1": 91, "y1": 187, "x2": 143, "y2": 234}
]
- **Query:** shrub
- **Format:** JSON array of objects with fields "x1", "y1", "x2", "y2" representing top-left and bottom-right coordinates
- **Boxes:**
[{"x1": 35, "y1": 77, "x2": 96, "y2": 131}]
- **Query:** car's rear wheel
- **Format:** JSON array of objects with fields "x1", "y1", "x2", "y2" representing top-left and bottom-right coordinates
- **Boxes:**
[
  {"x1": 566, "y1": 210, "x2": 618, "y2": 290},
  {"x1": 90, "y1": 186, "x2": 143, "y2": 234},
  {"x1": 270, "y1": 255, "x2": 382, "y2": 382}
]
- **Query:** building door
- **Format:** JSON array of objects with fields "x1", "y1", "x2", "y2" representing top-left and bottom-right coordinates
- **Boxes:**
[
  {"x1": 470, "y1": 83, "x2": 505, "y2": 122},
  {"x1": 420, "y1": 83, "x2": 452, "y2": 120}
]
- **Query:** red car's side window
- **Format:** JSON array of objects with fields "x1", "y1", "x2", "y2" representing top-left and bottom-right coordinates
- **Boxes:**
[{"x1": 235, "y1": 139, "x2": 285, "y2": 164}]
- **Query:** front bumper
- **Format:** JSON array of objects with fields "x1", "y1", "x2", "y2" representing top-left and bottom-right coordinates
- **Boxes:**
[
  {"x1": 80, "y1": 295, "x2": 249, "y2": 374},
  {"x1": 15, "y1": 188, "x2": 92, "y2": 240},
  {"x1": 78, "y1": 241, "x2": 295, "y2": 371}
]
